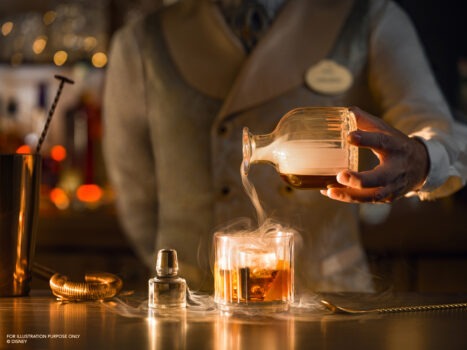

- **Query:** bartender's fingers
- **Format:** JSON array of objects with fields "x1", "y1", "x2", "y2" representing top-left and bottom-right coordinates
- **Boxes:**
[
  {"x1": 322, "y1": 172, "x2": 409, "y2": 202},
  {"x1": 320, "y1": 186, "x2": 385, "y2": 203},
  {"x1": 337, "y1": 167, "x2": 397, "y2": 189},
  {"x1": 320, "y1": 185, "x2": 399, "y2": 203},
  {"x1": 348, "y1": 130, "x2": 404, "y2": 155},
  {"x1": 349, "y1": 106, "x2": 393, "y2": 132}
]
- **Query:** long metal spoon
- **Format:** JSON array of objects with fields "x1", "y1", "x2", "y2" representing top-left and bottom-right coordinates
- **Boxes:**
[
  {"x1": 35, "y1": 75, "x2": 74, "y2": 153},
  {"x1": 320, "y1": 299, "x2": 467, "y2": 315}
]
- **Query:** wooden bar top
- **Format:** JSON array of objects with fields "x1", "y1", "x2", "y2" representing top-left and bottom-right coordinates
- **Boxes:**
[{"x1": 1, "y1": 290, "x2": 467, "y2": 349}]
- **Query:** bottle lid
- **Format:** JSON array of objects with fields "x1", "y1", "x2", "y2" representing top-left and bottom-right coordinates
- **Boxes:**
[{"x1": 156, "y1": 249, "x2": 179, "y2": 277}]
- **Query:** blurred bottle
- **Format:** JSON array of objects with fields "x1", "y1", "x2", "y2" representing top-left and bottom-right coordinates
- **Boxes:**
[
  {"x1": 0, "y1": 97, "x2": 24, "y2": 153},
  {"x1": 64, "y1": 91, "x2": 103, "y2": 185},
  {"x1": 59, "y1": 91, "x2": 105, "y2": 209},
  {"x1": 29, "y1": 82, "x2": 48, "y2": 145}
]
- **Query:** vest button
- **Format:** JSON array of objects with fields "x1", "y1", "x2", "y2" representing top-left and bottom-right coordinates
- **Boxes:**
[
  {"x1": 217, "y1": 124, "x2": 228, "y2": 136},
  {"x1": 280, "y1": 185, "x2": 294, "y2": 196},
  {"x1": 220, "y1": 186, "x2": 231, "y2": 196}
]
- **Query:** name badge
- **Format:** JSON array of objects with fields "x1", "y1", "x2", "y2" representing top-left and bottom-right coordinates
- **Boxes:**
[{"x1": 305, "y1": 59, "x2": 353, "y2": 95}]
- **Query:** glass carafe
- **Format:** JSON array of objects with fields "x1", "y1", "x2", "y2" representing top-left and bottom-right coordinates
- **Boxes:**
[{"x1": 242, "y1": 107, "x2": 358, "y2": 189}]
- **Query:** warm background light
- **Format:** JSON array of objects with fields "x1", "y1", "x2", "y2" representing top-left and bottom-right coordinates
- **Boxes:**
[
  {"x1": 49, "y1": 188, "x2": 70, "y2": 210},
  {"x1": 50, "y1": 145, "x2": 67, "y2": 162},
  {"x1": 83, "y1": 36, "x2": 97, "y2": 51},
  {"x1": 91, "y1": 52, "x2": 107, "y2": 68},
  {"x1": 16, "y1": 145, "x2": 31, "y2": 154},
  {"x1": 42, "y1": 11, "x2": 57, "y2": 26},
  {"x1": 53, "y1": 50, "x2": 68, "y2": 66},
  {"x1": 1, "y1": 21, "x2": 13, "y2": 36},
  {"x1": 32, "y1": 36, "x2": 48, "y2": 55},
  {"x1": 76, "y1": 184, "x2": 103, "y2": 203}
]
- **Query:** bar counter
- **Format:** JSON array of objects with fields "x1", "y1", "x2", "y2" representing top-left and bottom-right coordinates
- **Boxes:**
[{"x1": 2, "y1": 291, "x2": 467, "y2": 350}]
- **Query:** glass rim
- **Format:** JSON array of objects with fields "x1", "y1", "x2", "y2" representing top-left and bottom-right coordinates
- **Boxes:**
[{"x1": 214, "y1": 230, "x2": 294, "y2": 238}]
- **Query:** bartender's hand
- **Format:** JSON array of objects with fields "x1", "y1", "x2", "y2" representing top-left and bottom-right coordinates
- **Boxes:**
[{"x1": 320, "y1": 107, "x2": 429, "y2": 203}]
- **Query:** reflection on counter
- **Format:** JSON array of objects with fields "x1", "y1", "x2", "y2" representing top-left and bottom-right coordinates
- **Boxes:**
[{"x1": 214, "y1": 316, "x2": 296, "y2": 350}]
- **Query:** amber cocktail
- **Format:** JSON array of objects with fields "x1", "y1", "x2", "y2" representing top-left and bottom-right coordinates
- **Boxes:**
[{"x1": 214, "y1": 231, "x2": 294, "y2": 313}]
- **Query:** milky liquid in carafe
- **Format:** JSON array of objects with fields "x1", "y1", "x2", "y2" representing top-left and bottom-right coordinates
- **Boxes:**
[
  {"x1": 274, "y1": 139, "x2": 349, "y2": 189},
  {"x1": 239, "y1": 138, "x2": 349, "y2": 224}
]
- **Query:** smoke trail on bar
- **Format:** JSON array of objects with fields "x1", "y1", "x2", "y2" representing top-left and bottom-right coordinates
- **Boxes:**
[{"x1": 102, "y1": 292, "x2": 331, "y2": 321}]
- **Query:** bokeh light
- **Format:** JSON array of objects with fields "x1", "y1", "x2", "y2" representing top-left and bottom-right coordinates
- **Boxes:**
[
  {"x1": 49, "y1": 188, "x2": 70, "y2": 210},
  {"x1": 1, "y1": 21, "x2": 13, "y2": 36},
  {"x1": 53, "y1": 50, "x2": 68, "y2": 66},
  {"x1": 32, "y1": 36, "x2": 48, "y2": 55},
  {"x1": 43, "y1": 11, "x2": 57, "y2": 26},
  {"x1": 16, "y1": 145, "x2": 32, "y2": 154},
  {"x1": 50, "y1": 145, "x2": 67, "y2": 162},
  {"x1": 91, "y1": 52, "x2": 107, "y2": 68},
  {"x1": 83, "y1": 36, "x2": 97, "y2": 51},
  {"x1": 76, "y1": 184, "x2": 103, "y2": 203}
]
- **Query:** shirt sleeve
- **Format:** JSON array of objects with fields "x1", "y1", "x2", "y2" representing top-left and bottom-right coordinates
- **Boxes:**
[
  {"x1": 103, "y1": 23, "x2": 158, "y2": 267},
  {"x1": 368, "y1": 0, "x2": 467, "y2": 200}
]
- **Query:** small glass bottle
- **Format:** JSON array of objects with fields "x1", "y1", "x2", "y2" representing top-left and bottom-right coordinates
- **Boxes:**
[
  {"x1": 242, "y1": 107, "x2": 358, "y2": 189},
  {"x1": 148, "y1": 249, "x2": 187, "y2": 309}
]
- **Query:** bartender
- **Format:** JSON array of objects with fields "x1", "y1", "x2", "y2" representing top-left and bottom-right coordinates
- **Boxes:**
[{"x1": 103, "y1": 0, "x2": 467, "y2": 292}]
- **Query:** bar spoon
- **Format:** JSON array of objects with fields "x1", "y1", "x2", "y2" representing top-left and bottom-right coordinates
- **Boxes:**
[{"x1": 320, "y1": 299, "x2": 467, "y2": 315}]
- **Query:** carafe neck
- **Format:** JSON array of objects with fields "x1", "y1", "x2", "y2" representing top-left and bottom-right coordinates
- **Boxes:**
[{"x1": 242, "y1": 127, "x2": 274, "y2": 175}]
